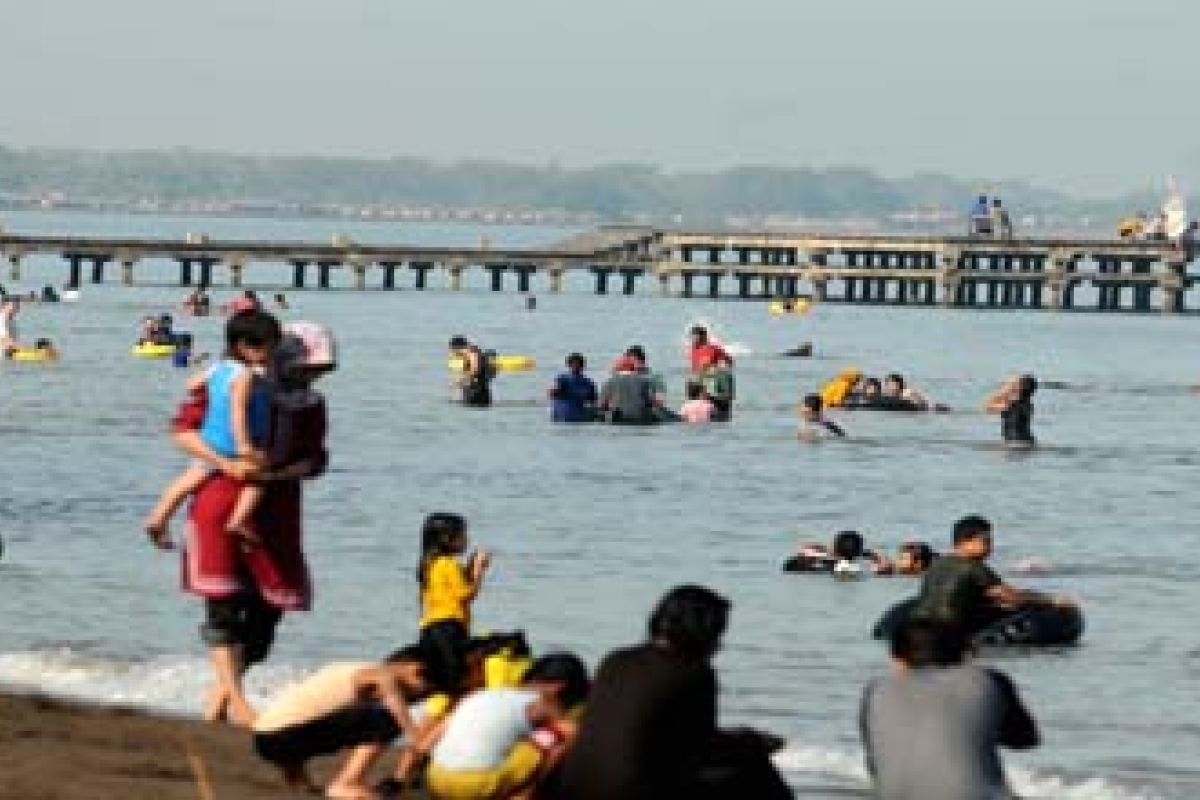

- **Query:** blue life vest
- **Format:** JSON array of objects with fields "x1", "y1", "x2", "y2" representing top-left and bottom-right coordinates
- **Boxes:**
[{"x1": 199, "y1": 360, "x2": 271, "y2": 457}]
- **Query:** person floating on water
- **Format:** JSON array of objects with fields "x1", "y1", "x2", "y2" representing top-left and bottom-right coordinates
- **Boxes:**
[
  {"x1": 907, "y1": 515, "x2": 1075, "y2": 638},
  {"x1": 797, "y1": 393, "x2": 845, "y2": 441},
  {"x1": 548, "y1": 352, "x2": 598, "y2": 423},
  {"x1": 985, "y1": 374, "x2": 1037, "y2": 447},
  {"x1": 417, "y1": 512, "x2": 491, "y2": 694},
  {"x1": 449, "y1": 335, "x2": 495, "y2": 408},
  {"x1": 860, "y1": 618, "x2": 1040, "y2": 800},
  {"x1": 783, "y1": 531, "x2": 888, "y2": 578},
  {"x1": 144, "y1": 311, "x2": 280, "y2": 548}
]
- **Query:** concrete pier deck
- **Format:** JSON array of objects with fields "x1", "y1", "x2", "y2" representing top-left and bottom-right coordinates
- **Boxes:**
[{"x1": 0, "y1": 225, "x2": 1192, "y2": 313}]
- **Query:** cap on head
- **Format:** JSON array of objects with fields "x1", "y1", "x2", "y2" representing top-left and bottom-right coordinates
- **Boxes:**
[{"x1": 278, "y1": 320, "x2": 335, "y2": 369}]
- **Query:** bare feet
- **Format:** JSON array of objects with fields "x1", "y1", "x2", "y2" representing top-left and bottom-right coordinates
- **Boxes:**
[
  {"x1": 144, "y1": 520, "x2": 174, "y2": 550},
  {"x1": 325, "y1": 781, "x2": 378, "y2": 800}
]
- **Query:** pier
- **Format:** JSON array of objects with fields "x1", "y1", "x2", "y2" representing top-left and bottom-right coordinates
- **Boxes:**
[{"x1": 0, "y1": 226, "x2": 1193, "y2": 313}]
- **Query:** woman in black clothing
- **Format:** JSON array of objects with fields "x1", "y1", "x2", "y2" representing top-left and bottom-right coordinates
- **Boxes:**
[
  {"x1": 986, "y1": 374, "x2": 1037, "y2": 446},
  {"x1": 552, "y1": 585, "x2": 793, "y2": 800}
]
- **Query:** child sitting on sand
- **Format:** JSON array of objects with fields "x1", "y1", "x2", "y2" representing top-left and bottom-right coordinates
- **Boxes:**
[
  {"x1": 144, "y1": 311, "x2": 281, "y2": 546},
  {"x1": 418, "y1": 513, "x2": 491, "y2": 694}
]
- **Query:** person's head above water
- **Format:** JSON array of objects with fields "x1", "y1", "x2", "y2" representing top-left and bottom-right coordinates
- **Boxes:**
[
  {"x1": 225, "y1": 310, "x2": 281, "y2": 366},
  {"x1": 448, "y1": 334, "x2": 469, "y2": 351},
  {"x1": 896, "y1": 541, "x2": 936, "y2": 575},
  {"x1": 883, "y1": 373, "x2": 905, "y2": 396},
  {"x1": 625, "y1": 345, "x2": 647, "y2": 366},
  {"x1": 801, "y1": 393, "x2": 823, "y2": 420},
  {"x1": 686, "y1": 382, "x2": 705, "y2": 401},
  {"x1": 689, "y1": 326, "x2": 709, "y2": 345},
  {"x1": 565, "y1": 352, "x2": 586, "y2": 373},
  {"x1": 1016, "y1": 374, "x2": 1037, "y2": 402},
  {"x1": 890, "y1": 617, "x2": 969, "y2": 669},
  {"x1": 832, "y1": 530, "x2": 865, "y2": 561},
  {"x1": 952, "y1": 515, "x2": 993, "y2": 560},
  {"x1": 863, "y1": 377, "x2": 882, "y2": 398},
  {"x1": 649, "y1": 584, "x2": 729, "y2": 661}
]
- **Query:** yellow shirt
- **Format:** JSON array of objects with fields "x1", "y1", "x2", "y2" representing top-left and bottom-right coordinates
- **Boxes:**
[{"x1": 420, "y1": 556, "x2": 474, "y2": 628}]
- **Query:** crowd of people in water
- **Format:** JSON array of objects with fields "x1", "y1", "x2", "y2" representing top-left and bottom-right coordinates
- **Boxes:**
[{"x1": 121, "y1": 301, "x2": 1083, "y2": 800}]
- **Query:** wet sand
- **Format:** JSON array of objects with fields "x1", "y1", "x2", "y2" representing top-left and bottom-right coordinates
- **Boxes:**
[{"x1": 0, "y1": 692, "x2": 349, "y2": 800}]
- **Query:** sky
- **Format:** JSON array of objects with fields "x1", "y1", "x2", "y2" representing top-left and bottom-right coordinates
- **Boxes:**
[{"x1": 2, "y1": 0, "x2": 1197, "y2": 197}]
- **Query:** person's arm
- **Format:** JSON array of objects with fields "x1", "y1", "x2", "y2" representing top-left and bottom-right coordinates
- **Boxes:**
[
  {"x1": 171, "y1": 429, "x2": 254, "y2": 479},
  {"x1": 466, "y1": 550, "x2": 490, "y2": 596},
  {"x1": 987, "y1": 669, "x2": 1040, "y2": 750},
  {"x1": 984, "y1": 379, "x2": 1019, "y2": 413},
  {"x1": 354, "y1": 667, "x2": 417, "y2": 736},
  {"x1": 824, "y1": 420, "x2": 847, "y2": 438}
]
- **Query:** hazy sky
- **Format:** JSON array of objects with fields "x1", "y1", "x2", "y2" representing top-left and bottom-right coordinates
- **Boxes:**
[{"x1": 3, "y1": 0, "x2": 1196, "y2": 196}]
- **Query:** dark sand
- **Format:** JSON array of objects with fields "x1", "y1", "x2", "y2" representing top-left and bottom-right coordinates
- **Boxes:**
[{"x1": 0, "y1": 692, "x2": 352, "y2": 799}]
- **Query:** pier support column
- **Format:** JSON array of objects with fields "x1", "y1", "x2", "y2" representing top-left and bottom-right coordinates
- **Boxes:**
[
  {"x1": 516, "y1": 265, "x2": 536, "y2": 293},
  {"x1": 486, "y1": 265, "x2": 506, "y2": 292},
  {"x1": 896, "y1": 279, "x2": 909, "y2": 305},
  {"x1": 292, "y1": 261, "x2": 308, "y2": 289},
  {"x1": 8, "y1": 255, "x2": 21, "y2": 281},
  {"x1": 1161, "y1": 264, "x2": 1186, "y2": 313},
  {"x1": 178, "y1": 258, "x2": 193, "y2": 287},
  {"x1": 620, "y1": 268, "x2": 642, "y2": 296},
  {"x1": 813, "y1": 279, "x2": 828, "y2": 302},
  {"x1": 845, "y1": 278, "x2": 858, "y2": 302},
  {"x1": 352, "y1": 264, "x2": 367, "y2": 291},
  {"x1": 317, "y1": 261, "x2": 338, "y2": 290},
  {"x1": 591, "y1": 268, "x2": 612, "y2": 295},
  {"x1": 681, "y1": 272, "x2": 695, "y2": 298},
  {"x1": 121, "y1": 260, "x2": 135, "y2": 286},
  {"x1": 411, "y1": 262, "x2": 433, "y2": 290},
  {"x1": 90, "y1": 256, "x2": 110, "y2": 285},
  {"x1": 707, "y1": 273, "x2": 721, "y2": 298},
  {"x1": 447, "y1": 262, "x2": 465, "y2": 291},
  {"x1": 229, "y1": 261, "x2": 244, "y2": 288},
  {"x1": 197, "y1": 258, "x2": 216, "y2": 289},
  {"x1": 548, "y1": 268, "x2": 564, "y2": 293},
  {"x1": 380, "y1": 262, "x2": 399, "y2": 290},
  {"x1": 658, "y1": 273, "x2": 671, "y2": 297}
]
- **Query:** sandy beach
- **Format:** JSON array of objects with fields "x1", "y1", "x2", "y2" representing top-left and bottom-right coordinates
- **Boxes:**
[{"x1": 0, "y1": 692, "x2": 338, "y2": 800}]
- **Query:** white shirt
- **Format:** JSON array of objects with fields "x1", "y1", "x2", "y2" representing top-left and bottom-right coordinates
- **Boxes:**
[{"x1": 431, "y1": 688, "x2": 537, "y2": 771}]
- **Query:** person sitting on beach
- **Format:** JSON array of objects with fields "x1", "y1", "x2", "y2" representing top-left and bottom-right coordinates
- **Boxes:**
[
  {"x1": 555, "y1": 585, "x2": 793, "y2": 800},
  {"x1": 985, "y1": 373, "x2": 1037, "y2": 447},
  {"x1": 548, "y1": 352, "x2": 597, "y2": 423},
  {"x1": 1, "y1": 297, "x2": 23, "y2": 355},
  {"x1": 782, "y1": 531, "x2": 889, "y2": 577},
  {"x1": 797, "y1": 393, "x2": 845, "y2": 441},
  {"x1": 599, "y1": 355, "x2": 660, "y2": 425},
  {"x1": 418, "y1": 513, "x2": 491, "y2": 694},
  {"x1": 679, "y1": 381, "x2": 715, "y2": 423},
  {"x1": 412, "y1": 653, "x2": 591, "y2": 800},
  {"x1": 252, "y1": 645, "x2": 432, "y2": 798},
  {"x1": 909, "y1": 516, "x2": 1073, "y2": 637},
  {"x1": 860, "y1": 617, "x2": 1039, "y2": 800},
  {"x1": 144, "y1": 311, "x2": 280, "y2": 547}
]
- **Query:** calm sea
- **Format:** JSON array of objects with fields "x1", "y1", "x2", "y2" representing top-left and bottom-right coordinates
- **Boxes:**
[{"x1": 2, "y1": 209, "x2": 1199, "y2": 799}]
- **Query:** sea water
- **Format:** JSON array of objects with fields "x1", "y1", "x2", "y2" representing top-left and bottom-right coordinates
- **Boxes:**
[{"x1": 1, "y1": 210, "x2": 1199, "y2": 798}]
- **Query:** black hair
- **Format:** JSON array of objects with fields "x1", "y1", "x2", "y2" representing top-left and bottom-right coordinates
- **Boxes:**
[
  {"x1": 566, "y1": 352, "x2": 586, "y2": 370},
  {"x1": 225, "y1": 310, "x2": 281, "y2": 353},
  {"x1": 34, "y1": 338, "x2": 51, "y2": 349},
  {"x1": 687, "y1": 382, "x2": 704, "y2": 400},
  {"x1": 244, "y1": 289, "x2": 259, "y2": 299},
  {"x1": 648, "y1": 584, "x2": 729, "y2": 660},
  {"x1": 417, "y1": 512, "x2": 468, "y2": 587},
  {"x1": 900, "y1": 541, "x2": 936, "y2": 570},
  {"x1": 952, "y1": 515, "x2": 992, "y2": 545},
  {"x1": 523, "y1": 652, "x2": 590, "y2": 709},
  {"x1": 625, "y1": 345, "x2": 647, "y2": 363},
  {"x1": 803, "y1": 393, "x2": 822, "y2": 412},
  {"x1": 385, "y1": 644, "x2": 429, "y2": 665},
  {"x1": 864, "y1": 377, "x2": 881, "y2": 392},
  {"x1": 448, "y1": 334, "x2": 469, "y2": 350},
  {"x1": 1017, "y1": 374, "x2": 1038, "y2": 401},
  {"x1": 689, "y1": 326, "x2": 708, "y2": 342},
  {"x1": 833, "y1": 530, "x2": 864, "y2": 561},
  {"x1": 175, "y1": 333, "x2": 193, "y2": 348},
  {"x1": 159, "y1": 313, "x2": 173, "y2": 324},
  {"x1": 885, "y1": 373, "x2": 905, "y2": 390},
  {"x1": 890, "y1": 617, "x2": 969, "y2": 667}
]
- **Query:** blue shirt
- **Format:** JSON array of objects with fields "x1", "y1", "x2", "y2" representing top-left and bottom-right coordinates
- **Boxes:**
[
  {"x1": 199, "y1": 360, "x2": 271, "y2": 457},
  {"x1": 550, "y1": 371, "x2": 597, "y2": 423}
]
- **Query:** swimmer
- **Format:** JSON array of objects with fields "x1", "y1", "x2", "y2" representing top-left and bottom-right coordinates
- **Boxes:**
[
  {"x1": 797, "y1": 393, "x2": 845, "y2": 441},
  {"x1": 783, "y1": 531, "x2": 889, "y2": 576},
  {"x1": 781, "y1": 342, "x2": 813, "y2": 358},
  {"x1": 883, "y1": 373, "x2": 929, "y2": 411},
  {"x1": 985, "y1": 374, "x2": 1037, "y2": 446},
  {"x1": 32, "y1": 338, "x2": 59, "y2": 361},
  {"x1": 890, "y1": 541, "x2": 937, "y2": 576}
]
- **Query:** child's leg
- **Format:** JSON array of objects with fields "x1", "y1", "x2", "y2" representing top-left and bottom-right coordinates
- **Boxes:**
[
  {"x1": 226, "y1": 483, "x2": 265, "y2": 542},
  {"x1": 326, "y1": 743, "x2": 386, "y2": 799},
  {"x1": 144, "y1": 463, "x2": 210, "y2": 546}
]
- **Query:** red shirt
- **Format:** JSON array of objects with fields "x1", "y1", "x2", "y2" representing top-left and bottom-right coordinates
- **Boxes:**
[{"x1": 689, "y1": 343, "x2": 729, "y2": 373}]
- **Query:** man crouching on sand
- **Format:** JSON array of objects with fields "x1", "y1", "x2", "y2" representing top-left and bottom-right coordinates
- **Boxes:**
[{"x1": 252, "y1": 646, "x2": 432, "y2": 799}]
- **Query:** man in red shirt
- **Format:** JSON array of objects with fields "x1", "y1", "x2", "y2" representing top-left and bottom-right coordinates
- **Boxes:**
[{"x1": 687, "y1": 326, "x2": 729, "y2": 375}]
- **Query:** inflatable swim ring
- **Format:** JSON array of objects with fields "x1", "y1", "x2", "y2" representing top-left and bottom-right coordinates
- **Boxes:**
[
  {"x1": 448, "y1": 354, "x2": 536, "y2": 373},
  {"x1": 872, "y1": 597, "x2": 1084, "y2": 647},
  {"x1": 7, "y1": 348, "x2": 55, "y2": 362},
  {"x1": 819, "y1": 369, "x2": 862, "y2": 408},
  {"x1": 132, "y1": 342, "x2": 177, "y2": 358},
  {"x1": 768, "y1": 299, "x2": 812, "y2": 316}
]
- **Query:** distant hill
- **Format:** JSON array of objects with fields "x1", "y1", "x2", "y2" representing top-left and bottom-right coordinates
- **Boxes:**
[{"x1": 0, "y1": 145, "x2": 1187, "y2": 228}]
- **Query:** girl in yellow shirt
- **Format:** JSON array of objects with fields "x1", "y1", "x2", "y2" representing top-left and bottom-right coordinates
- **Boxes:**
[{"x1": 418, "y1": 513, "x2": 490, "y2": 693}]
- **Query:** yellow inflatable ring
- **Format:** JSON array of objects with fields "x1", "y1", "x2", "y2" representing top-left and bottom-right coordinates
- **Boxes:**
[
  {"x1": 8, "y1": 348, "x2": 55, "y2": 362},
  {"x1": 819, "y1": 368, "x2": 862, "y2": 408},
  {"x1": 769, "y1": 299, "x2": 812, "y2": 315},
  {"x1": 131, "y1": 342, "x2": 177, "y2": 358},
  {"x1": 448, "y1": 354, "x2": 536, "y2": 373}
]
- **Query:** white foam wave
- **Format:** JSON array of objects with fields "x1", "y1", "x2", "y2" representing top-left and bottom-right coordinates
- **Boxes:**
[
  {"x1": 774, "y1": 743, "x2": 1165, "y2": 800},
  {"x1": 0, "y1": 648, "x2": 309, "y2": 717}
]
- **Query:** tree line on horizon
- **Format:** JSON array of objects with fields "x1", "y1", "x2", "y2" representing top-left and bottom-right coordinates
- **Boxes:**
[{"x1": 0, "y1": 146, "x2": 1179, "y2": 225}]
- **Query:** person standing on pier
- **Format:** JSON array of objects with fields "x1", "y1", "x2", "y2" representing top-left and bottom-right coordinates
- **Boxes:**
[
  {"x1": 991, "y1": 198, "x2": 1013, "y2": 240},
  {"x1": 969, "y1": 195, "x2": 993, "y2": 237}
]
